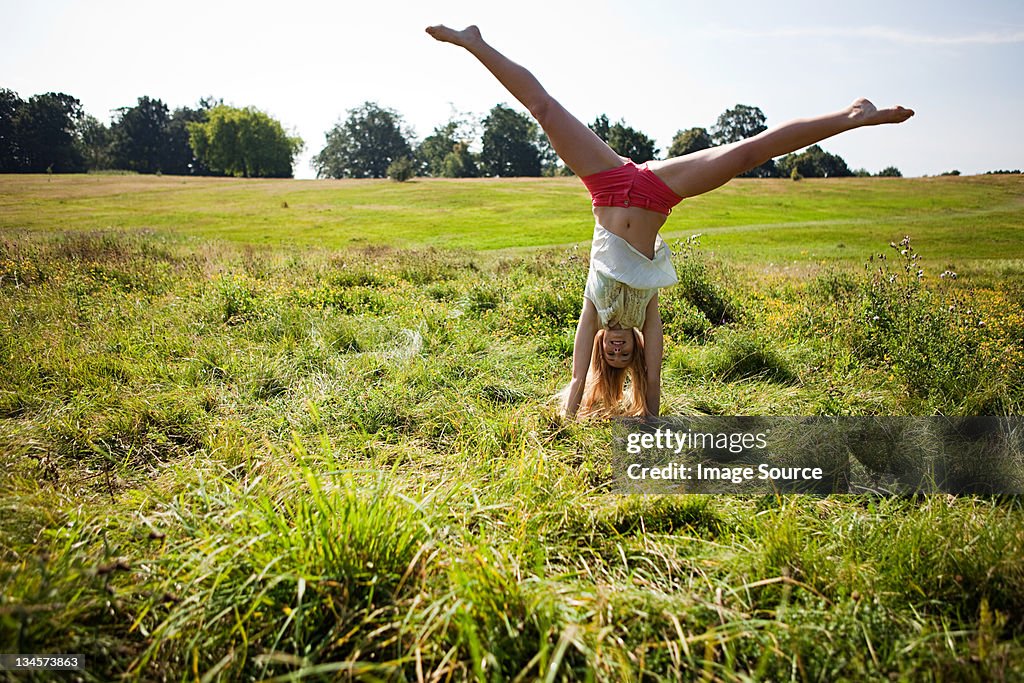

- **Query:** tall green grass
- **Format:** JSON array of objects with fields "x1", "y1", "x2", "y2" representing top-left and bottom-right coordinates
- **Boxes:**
[{"x1": 2, "y1": 175, "x2": 1024, "y2": 680}]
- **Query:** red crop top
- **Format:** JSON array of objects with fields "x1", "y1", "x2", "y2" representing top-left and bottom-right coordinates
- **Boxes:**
[{"x1": 580, "y1": 160, "x2": 683, "y2": 216}]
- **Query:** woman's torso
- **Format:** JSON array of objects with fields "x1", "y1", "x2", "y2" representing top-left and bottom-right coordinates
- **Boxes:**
[
  {"x1": 592, "y1": 206, "x2": 667, "y2": 260},
  {"x1": 584, "y1": 223, "x2": 678, "y2": 329}
]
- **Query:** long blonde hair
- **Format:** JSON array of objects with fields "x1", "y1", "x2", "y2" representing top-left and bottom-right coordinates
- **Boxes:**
[{"x1": 576, "y1": 328, "x2": 648, "y2": 418}]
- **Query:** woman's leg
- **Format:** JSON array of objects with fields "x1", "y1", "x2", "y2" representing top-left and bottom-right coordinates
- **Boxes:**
[
  {"x1": 648, "y1": 99, "x2": 914, "y2": 199},
  {"x1": 426, "y1": 25, "x2": 623, "y2": 177}
]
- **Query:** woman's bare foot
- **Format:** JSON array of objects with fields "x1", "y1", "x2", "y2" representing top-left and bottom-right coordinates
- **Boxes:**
[
  {"x1": 425, "y1": 24, "x2": 482, "y2": 48},
  {"x1": 850, "y1": 98, "x2": 915, "y2": 126}
]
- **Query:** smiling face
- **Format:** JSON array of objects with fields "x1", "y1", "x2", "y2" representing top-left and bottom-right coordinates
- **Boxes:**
[
  {"x1": 581, "y1": 327, "x2": 648, "y2": 417},
  {"x1": 602, "y1": 327, "x2": 635, "y2": 368}
]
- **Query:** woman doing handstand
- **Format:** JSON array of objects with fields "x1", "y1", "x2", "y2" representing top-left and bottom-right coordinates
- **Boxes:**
[{"x1": 426, "y1": 24, "x2": 914, "y2": 419}]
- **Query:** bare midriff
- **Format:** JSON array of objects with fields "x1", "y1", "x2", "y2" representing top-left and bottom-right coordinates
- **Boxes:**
[{"x1": 593, "y1": 206, "x2": 667, "y2": 260}]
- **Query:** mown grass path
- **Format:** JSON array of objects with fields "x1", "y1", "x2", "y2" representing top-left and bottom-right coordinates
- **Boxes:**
[{"x1": 2, "y1": 174, "x2": 1022, "y2": 262}]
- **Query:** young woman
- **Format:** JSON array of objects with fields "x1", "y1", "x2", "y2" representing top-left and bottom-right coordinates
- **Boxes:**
[{"x1": 426, "y1": 24, "x2": 914, "y2": 419}]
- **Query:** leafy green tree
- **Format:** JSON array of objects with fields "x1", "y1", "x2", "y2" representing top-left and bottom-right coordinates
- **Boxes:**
[
  {"x1": 710, "y1": 104, "x2": 766, "y2": 145},
  {"x1": 711, "y1": 104, "x2": 776, "y2": 178},
  {"x1": 589, "y1": 114, "x2": 610, "y2": 144},
  {"x1": 165, "y1": 101, "x2": 215, "y2": 175},
  {"x1": 418, "y1": 120, "x2": 459, "y2": 176},
  {"x1": 442, "y1": 141, "x2": 478, "y2": 178},
  {"x1": 775, "y1": 144, "x2": 851, "y2": 178},
  {"x1": 775, "y1": 150, "x2": 802, "y2": 177},
  {"x1": 0, "y1": 89, "x2": 24, "y2": 171},
  {"x1": 589, "y1": 114, "x2": 658, "y2": 162},
  {"x1": 6, "y1": 92, "x2": 85, "y2": 172},
  {"x1": 188, "y1": 105, "x2": 303, "y2": 178},
  {"x1": 313, "y1": 102, "x2": 414, "y2": 179},
  {"x1": 106, "y1": 97, "x2": 216, "y2": 174},
  {"x1": 418, "y1": 116, "x2": 478, "y2": 177},
  {"x1": 815, "y1": 148, "x2": 851, "y2": 178},
  {"x1": 668, "y1": 127, "x2": 712, "y2": 157},
  {"x1": 534, "y1": 128, "x2": 560, "y2": 176},
  {"x1": 110, "y1": 96, "x2": 174, "y2": 173},
  {"x1": 877, "y1": 166, "x2": 902, "y2": 177},
  {"x1": 481, "y1": 104, "x2": 540, "y2": 177},
  {"x1": 76, "y1": 114, "x2": 113, "y2": 171}
]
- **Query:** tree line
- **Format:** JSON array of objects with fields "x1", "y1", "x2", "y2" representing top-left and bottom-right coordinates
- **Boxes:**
[
  {"x1": 2, "y1": 87, "x2": 906, "y2": 179},
  {"x1": 316, "y1": 101, "x2": 907, "y2": 180},
  {"x1": 1, "y1": 90, "x2": 301, "y2": 177}
]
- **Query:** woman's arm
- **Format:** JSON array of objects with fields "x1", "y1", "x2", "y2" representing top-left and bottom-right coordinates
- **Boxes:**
[
  {"x1": 641, "y1": 294, "x2": 663, "y2": 417},
  {"x1": 564, "y1": 299, "x2": 599, "y2": 418}
]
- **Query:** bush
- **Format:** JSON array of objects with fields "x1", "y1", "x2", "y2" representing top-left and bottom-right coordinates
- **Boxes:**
[
  {"x1": 659, "y1": 293, "x2": 712, "y2": 340},
  {"x1": 671, "y1": 234, "x2": 738, "y2": 325},
  {"x1": 860, "y1": 236, "x2": 993, "y2": 408},
  {"x1": 387, "y1": 157, "x2": 416, "y2": 182}
]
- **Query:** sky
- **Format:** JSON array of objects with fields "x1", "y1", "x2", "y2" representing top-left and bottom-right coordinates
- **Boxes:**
[{"x1": 2, "y1": 0, "x2": 1022, "y2": 179}]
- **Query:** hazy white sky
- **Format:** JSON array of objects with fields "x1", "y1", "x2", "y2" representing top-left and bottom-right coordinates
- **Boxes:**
[{"x1": 3, "y1": 0, "x2": 1022, "y2": 179}]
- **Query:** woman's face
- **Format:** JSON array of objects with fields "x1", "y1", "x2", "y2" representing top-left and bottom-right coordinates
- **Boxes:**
[{"x1": 602, "y1": 328, "x2": 635, "y2": 368}]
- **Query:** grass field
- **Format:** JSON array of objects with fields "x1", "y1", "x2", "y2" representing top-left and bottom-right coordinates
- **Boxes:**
[
  {"x1": 3, "y1": 173, "x2": 1022, "y2": 260},
  {"x1": 1, "y1": 173, "x2": 1023, "y2": 681}
]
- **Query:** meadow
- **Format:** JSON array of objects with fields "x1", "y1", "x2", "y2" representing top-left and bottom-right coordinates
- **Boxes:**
[{"x1": 1, "y1": 173, "x2": 1023, "y2": 681}]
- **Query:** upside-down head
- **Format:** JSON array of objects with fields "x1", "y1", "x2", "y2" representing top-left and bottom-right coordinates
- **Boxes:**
[{"x1": 577, "y1": 327, "x2": 648, "y2": 418}]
